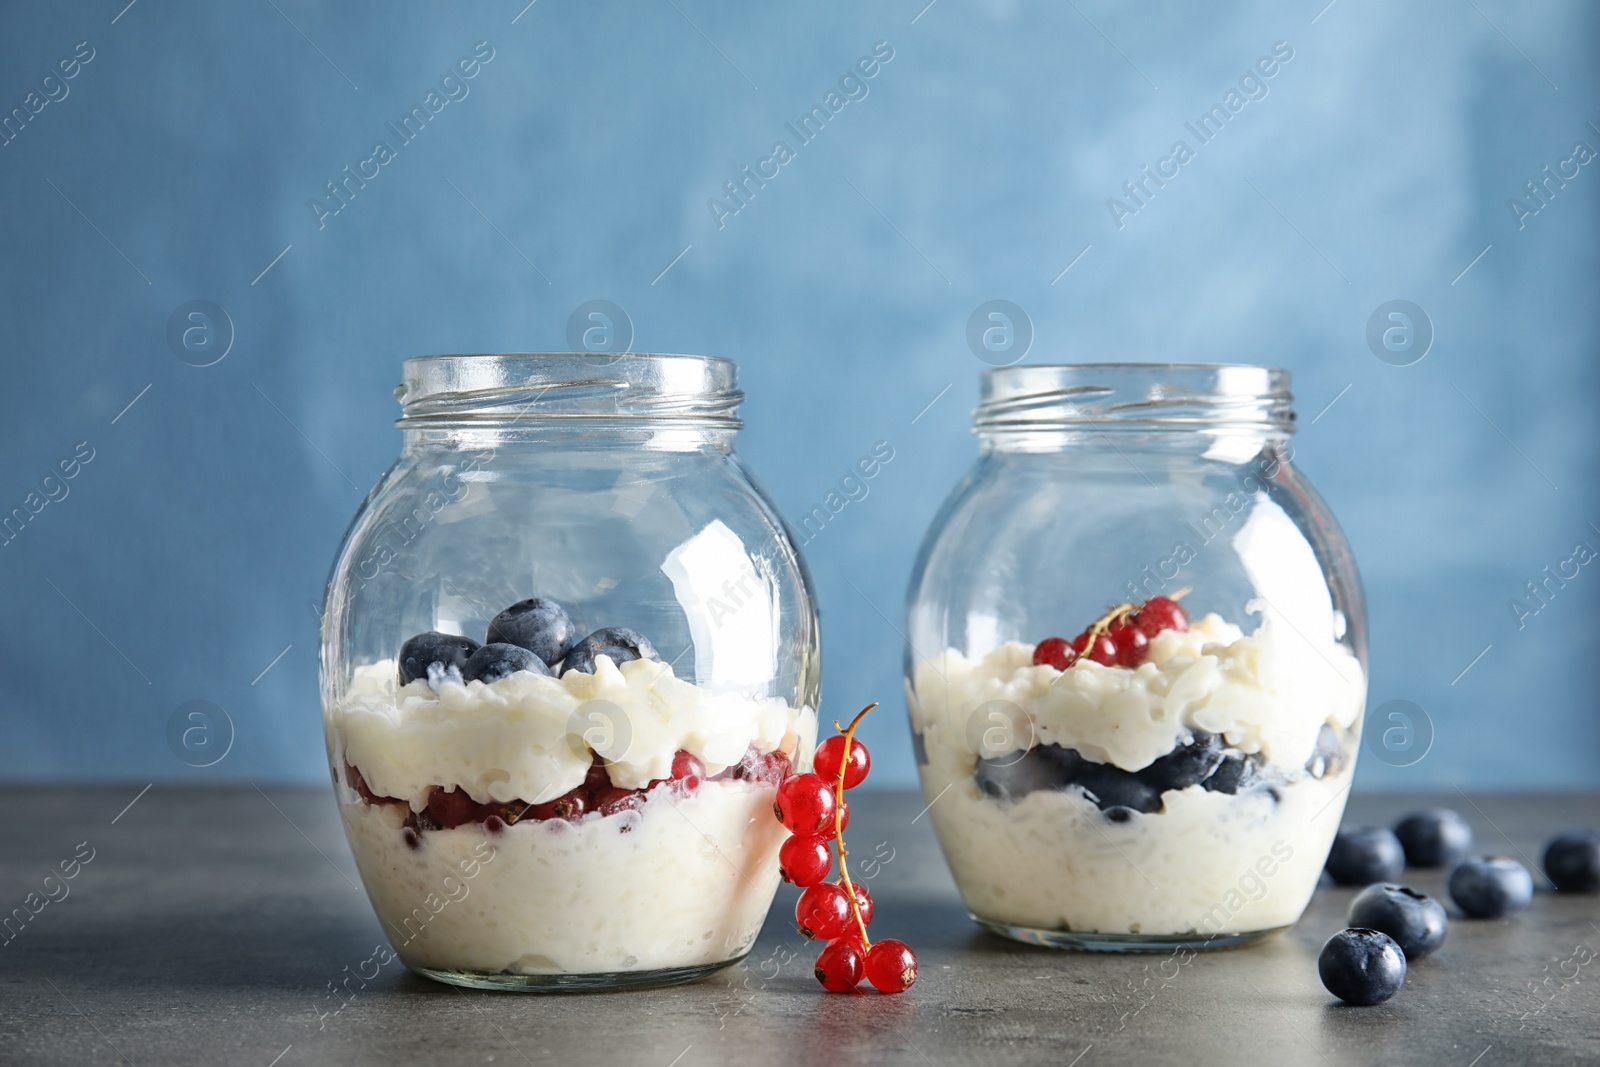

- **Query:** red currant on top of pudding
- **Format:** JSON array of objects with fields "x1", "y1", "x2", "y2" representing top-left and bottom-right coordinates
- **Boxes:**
[
  {"x1": 1071, "y1": 630, "x2": 1118, "y2": 666},
  {"x1": 1033, "y1": 594, "x2": 1191, "y2": 672},
  {"x1": 1032, "y1": 636, "x2": 1076, "y2": 670},
  {"x1": 1136, "y1": 595, "x2": 1190, "y2": 637}
]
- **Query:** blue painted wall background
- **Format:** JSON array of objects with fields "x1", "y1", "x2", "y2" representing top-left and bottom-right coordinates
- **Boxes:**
[{"x1": 1, "y1": 0, "x2": 1595, "y2": 790}]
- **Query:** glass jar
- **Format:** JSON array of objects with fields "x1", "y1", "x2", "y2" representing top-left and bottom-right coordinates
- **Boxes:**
[
  {"x1": 905, "y1": 363, "x2": 1366, "y2": 951},
  {"x1": 320, "y1": 354, "x2": 819, "y2": 990}
]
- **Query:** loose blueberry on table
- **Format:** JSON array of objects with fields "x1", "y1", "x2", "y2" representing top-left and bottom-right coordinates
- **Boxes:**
[
  {"x1": 775, "y1": 704, "x2": 917, "y2": 995},
  {"x1": 1325, "y1": 826, "x2": 1407, "y2": 886},
  {"x1": 1542, "y1": 829, "x2": 1600, "y2": 893},
  {"x1": 1448, "y1": 855, "x2": 1534, "y2": 918},
  {"x1": 1347, "y1": 883, "x2": 1448, "y2": 960},
  {"x1": 1318, "y1": 928, "x2": 1407, "y2": 1006},
  {"x1": 1392, "y1": 808, "x2": 1474, "y2": 868}
]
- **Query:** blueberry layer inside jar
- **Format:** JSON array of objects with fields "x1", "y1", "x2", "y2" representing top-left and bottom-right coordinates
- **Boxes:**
[{"x1": 974, "y1": 724, "x2": 1352, "y2": 815}]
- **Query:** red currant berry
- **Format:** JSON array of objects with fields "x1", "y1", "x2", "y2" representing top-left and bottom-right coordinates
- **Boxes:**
[
  {"x1": 1136, "y1": 596, "x2": 1189, "y2": 637},
  {"x1": 671, "y1": 749, "x2": 705, "y2": 783},
  {"x1": 814, "y1": 735, "x2": 871, "y2": 789},
  {"x1": 1106, "y1": 621, "x2": 1149, "y2": 668},
  {"x1": 594, "y1": 787, "x2": 646, "y2": 817},
  {"x1": 831, "y1": 930, "x2": 867, "y2": 956},
  {"x1": 762, "y1": 749, "x2": 793, "y2": 785},
  {"x1": 1072, "y1": 631, "x2": 1118, "y2": 666},
  {"x1": 426, "y1": 787, "x2": 478, "y2": 829},
  {"x1": 779, "y1": 834, "x2": 832, "y2": 886},
  {"x1": 668, "y1": 749, "x2": 705, "y2": 795},
  {"x1": 774, "y1": 773, "x2": 836, "y2": 835},
  {"x1": 728, "y1": 746, "x2": 790, "y2": 787},
  {"x1": 795, "y1": 882, "x2": 853, "y2": 940},
  {"x1": 814, "y1": 936, "x2": 865, "y2": 992},
  {"x1": 583, "y1": 755, "x2": 612, "y2": 797},
  {"x1": 529, "y1": 787, "x2": 589, "y2": 821},
  {"x1": 835, "y1": 798, "x2": 851, "y2": 833},
  {"x1": 1033, "y1": 636, "x2": 1078, "y2": 670},
  {"x1": 864, "y1": 939, "x2": 918, "y2": 993},
  {"x1": 843, "y1": 880, "x2": 874, "y2": 925},
  {"x1": 346, "y1": 762, "x2": 384, "y2": 805}
]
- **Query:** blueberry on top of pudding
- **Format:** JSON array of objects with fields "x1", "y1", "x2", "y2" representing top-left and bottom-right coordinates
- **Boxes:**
[
  {"x1": 561, "y1": 626, "x2": 660, "y2": 676},
  {"x1": 398, "y1": 631, "x2": 480, "y2": 686},
  {"x1": 486, "y1": 597, "x2": 577, "y2": 666},
  {"x1": 463, "y1": 642, "x2": 550, "y2": 684}
]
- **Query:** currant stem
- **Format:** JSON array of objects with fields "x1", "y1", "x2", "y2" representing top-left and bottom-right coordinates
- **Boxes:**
[
  {"x1": 1085, "y1": 589, "x2": 1193, "y2": 650},
  {"x1": 830, "y1": 702, "x2": 877, "y2": 949},
  {"x1": 1082, "y1": 602, "x2": 1136, "y2": 648},
  {"x1": 1049, "y1": 589, "x2": 1193, "y2": 688}
]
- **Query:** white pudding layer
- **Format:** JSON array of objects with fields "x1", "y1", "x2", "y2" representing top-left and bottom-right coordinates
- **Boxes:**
[{"x1": 913, "y1": 764, "x2": 1349, "y2": 935}]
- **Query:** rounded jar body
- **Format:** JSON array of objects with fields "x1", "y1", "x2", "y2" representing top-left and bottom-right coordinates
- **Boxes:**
[
  {"x1": 321, "y1": 354, "x2": 819, "y2": 990},
  {"x1": 905, "y1": 364, "x2": 1366, "y2": 951}
]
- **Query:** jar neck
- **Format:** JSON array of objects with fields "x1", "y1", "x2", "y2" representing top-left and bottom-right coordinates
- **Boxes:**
[
  {"x1": 401, "y1": 423, "x2": 737, "y2": 454},
  {"x1": 973, "y1": 363, "x2": 1295, "y2": 457},
  {"x1": 977, "y1": 426, "x2": 1291, "y2": 460},
  {"x1": 394, "y1": 353, "x2": 743, "y2": 454}
]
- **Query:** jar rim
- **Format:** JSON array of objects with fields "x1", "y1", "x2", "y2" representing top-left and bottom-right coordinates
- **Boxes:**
[
  {"x1": 397, "y1": 353, "x2": 743, "y2": 428},
  {"x1": 975, "y1": 362, "x2": 1294, "y2": 433}
]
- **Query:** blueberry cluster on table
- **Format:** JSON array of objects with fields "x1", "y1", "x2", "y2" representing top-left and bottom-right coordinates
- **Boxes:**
[
  {"x1": 397, "y1": 596, "x2": 659, "y2": 687},
  {"x1": 1317, "y1": 809, "x2": 1600, "y2": 1005}
]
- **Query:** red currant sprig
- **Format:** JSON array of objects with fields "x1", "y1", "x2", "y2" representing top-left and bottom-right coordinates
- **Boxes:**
[
  {"x1": 775, "y1": 702, "x2": 918, "y2": 995},
  {"x1": 1033, "y1": 589, "x2": 1191, "y2": 674}
]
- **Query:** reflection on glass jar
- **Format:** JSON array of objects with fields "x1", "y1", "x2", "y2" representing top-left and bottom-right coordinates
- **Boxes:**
[
  {"x1": 321, "y1": 354, "x2": 819, "y2": 990},
  {"x1": 905, "y1": 364, "x2": 1366, "y2": 951}
]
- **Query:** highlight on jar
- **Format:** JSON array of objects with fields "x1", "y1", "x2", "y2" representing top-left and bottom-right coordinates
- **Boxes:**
[
  {"x1": 904, "y1": 362, "x2": 1368, "y2": 951},
  {"x1": 320, "y1": 353, "x2": 820, "y2": 991}
]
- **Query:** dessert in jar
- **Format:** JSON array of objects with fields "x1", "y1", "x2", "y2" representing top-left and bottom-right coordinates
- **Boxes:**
[
  {"x1": 321, "y1": 354, "x2": 819, "y2": 990},
  {"x1": 905, "y1": 363, "x2": 1367, "y2": 951}
]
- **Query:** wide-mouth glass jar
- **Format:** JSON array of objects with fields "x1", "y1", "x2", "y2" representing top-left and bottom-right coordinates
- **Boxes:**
[
  {"x1": 320, "y1": 353, "x2": 819, "y2": 991},
  {"x1": 905, "y1": 363, "x2": 1366, "y2": 951}
]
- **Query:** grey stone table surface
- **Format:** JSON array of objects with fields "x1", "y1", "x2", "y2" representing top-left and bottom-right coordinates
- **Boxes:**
[{"x1": 2, "y1": 786, "x2": 1597, "y2": 1067}]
